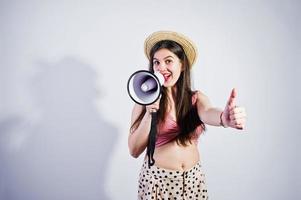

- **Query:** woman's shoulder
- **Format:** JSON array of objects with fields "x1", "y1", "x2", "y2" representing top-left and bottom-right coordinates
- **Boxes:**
[
  {"x1": 192, "y1": 90, "x2": 206, "y2": 96},
  {"x1": 193, "y1": 90, "x2": 209, "y2": 99},
  {"x1": 192, "y1": 89, "x2": 212, "y2": 112},
  {"x1": 192, "y1": 90, "x2": 210, "y2": 105}
]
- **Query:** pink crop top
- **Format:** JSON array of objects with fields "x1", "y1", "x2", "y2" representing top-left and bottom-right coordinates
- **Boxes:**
[{"x1": 155, "y1": 93, "x2": 204, "y2": 147}]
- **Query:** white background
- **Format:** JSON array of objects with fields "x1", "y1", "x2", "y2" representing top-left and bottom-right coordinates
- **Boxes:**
[{"x1": 0, "y1": 0, "x2": 300, "y2": 199}]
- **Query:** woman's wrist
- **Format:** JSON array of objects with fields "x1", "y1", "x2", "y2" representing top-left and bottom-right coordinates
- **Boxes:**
[{"x1": 220, "y1": 111, "x2": 228, "y2": 128}]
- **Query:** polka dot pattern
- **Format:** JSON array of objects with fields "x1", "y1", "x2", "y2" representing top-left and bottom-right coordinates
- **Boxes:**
[{"x1": 138, "y1": 160, "x2": 209, "y2": 199}]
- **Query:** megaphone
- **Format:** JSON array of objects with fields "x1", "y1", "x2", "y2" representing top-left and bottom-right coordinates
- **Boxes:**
[{"x1": 127, "y1": 70, "x2": 164, "y2": 105}]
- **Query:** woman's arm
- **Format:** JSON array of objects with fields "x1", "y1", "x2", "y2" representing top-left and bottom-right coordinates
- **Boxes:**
[
  {"x1": 196, "y1": 89, "x2": 246, "y2": 129},
  {"x1": 128, "y1": 99, "x2": 160, "y2": 158},
  {"x1": 195, "y1": 91, "x2": 223, "y2": 126},
  {"x1": 128, "y1": 104, "x2": 151, "y2": 158}
]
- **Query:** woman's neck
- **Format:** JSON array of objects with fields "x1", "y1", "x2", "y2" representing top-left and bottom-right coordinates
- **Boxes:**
[
  {"x1": 165, "y1": 86, "x2": 177, "y2": 98},
  {"x1": 165, "y1": 86, "x2": 177, "y2": 114}
]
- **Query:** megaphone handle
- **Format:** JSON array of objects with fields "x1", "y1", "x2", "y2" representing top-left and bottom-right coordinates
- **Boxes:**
[{"x1": 147, "y1": 112, "x2": 158, "y2": 168}]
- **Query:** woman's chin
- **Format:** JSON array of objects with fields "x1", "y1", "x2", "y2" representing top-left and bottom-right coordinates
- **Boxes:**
[{"x1": 163, "y1": 82, "x2": 175, "y2": 88}]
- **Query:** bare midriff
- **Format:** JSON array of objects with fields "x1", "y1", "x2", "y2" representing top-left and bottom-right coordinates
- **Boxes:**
[{"x1": 145, "y1": 140, "x2": 200, "y2": 171}]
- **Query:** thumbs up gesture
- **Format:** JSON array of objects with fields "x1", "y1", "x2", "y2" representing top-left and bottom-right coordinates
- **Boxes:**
[{"x1": 221, "y1": 88, "x2": 246, "y2": 130}]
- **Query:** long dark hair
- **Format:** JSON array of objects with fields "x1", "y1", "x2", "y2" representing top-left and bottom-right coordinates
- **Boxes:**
[{"x1": 131, "y1": 40, "x2": 205, "y2": 164}]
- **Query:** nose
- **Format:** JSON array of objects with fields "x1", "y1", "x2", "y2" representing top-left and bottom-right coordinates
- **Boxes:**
[{"x1": 156, "y1": 63, "x2": 166, "y2": 72}]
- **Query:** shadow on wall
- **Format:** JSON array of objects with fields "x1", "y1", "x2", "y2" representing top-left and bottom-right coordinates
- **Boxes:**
[{"x1": 0, "y1": 57, "x2": 118, "y2": 200}]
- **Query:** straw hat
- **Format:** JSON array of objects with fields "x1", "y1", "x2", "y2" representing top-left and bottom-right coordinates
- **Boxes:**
[{"x1": 144, "y1": 30, "x2": 198, "y2": 67}]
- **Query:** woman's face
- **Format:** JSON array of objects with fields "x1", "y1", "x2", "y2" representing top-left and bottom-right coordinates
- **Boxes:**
[{"x1": 152, "y1": 48, "x2": 183, "y2": 88}]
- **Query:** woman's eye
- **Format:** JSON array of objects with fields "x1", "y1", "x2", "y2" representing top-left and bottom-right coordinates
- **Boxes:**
[
  {"x1": 153, "y1": 61, "x2": 159, "y2": 65},
  {"x1": 166, "y1": 60, "x2": 172, "y2": 64}
]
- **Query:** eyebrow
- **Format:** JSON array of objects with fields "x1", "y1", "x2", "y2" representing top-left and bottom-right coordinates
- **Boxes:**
[{"x1": 153, "y1": 55, "x2": 174, "y2": 61}]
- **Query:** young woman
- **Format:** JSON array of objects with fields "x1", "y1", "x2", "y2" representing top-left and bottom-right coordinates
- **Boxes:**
[{"x1": 128, "y1": 31, "x2": 246, "y2": 199}]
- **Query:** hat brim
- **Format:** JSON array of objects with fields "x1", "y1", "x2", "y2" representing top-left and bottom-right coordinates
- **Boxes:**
[{"x1": 144, "y1": 31, "x2": 198, "y2": 68}]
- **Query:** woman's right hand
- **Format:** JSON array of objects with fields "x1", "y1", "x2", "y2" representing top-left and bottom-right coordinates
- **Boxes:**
[{"x1": 146, "y1": 98, "x2": 160, "y2": 114}]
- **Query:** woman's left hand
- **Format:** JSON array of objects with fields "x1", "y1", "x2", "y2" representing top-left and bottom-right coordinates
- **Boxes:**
[{"x1": 221, "y1": 88, "x2": 247, "y2": 130}]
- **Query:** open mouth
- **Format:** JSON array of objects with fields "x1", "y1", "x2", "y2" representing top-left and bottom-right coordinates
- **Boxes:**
[{"x1": 162, "y1": 73, "x2": 171, "y2": 82}]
